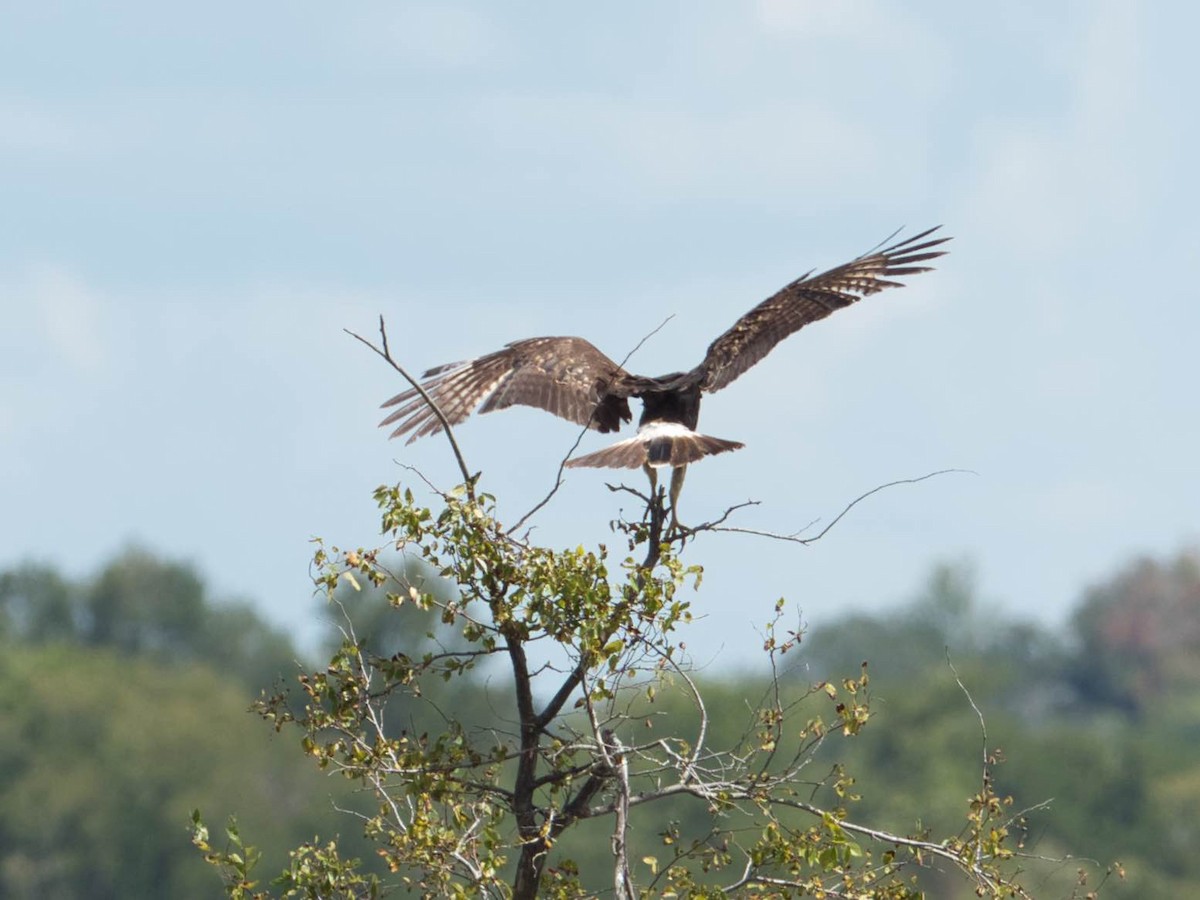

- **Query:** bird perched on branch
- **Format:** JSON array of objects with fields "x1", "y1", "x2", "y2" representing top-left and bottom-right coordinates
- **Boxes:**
[{"x1": 381, "y1": 227, "x2": 949, "y2": 525}]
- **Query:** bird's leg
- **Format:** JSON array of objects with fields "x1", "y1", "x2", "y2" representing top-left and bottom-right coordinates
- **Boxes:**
[
  {"x1": 643, "y1": 465, "x2": 672, "y2": 535},
  {"x1": 643, "y1": 463, "x2": 658, "y2": 499},
  {"x1": 668, "y1": 464, "x2": 688, "y2": 531},
  {"x1": 643, "y1": 462, "x2": 660, "y2": 515}
]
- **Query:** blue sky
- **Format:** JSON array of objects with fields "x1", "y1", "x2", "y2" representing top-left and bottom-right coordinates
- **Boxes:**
[{"x1": 3, "y1": 2, "x2": 1197, "y2": 660}]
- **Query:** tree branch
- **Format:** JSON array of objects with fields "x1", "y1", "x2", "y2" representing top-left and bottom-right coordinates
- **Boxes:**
[
  {"x1": 603, "y1": 728, "x2": 635, "y2": 900},
  {"x1": 682, "y1": 468, "x2": 976, "y2": 545},
  {"x1": 506, "y1": 628, "x2": 546, "y2": 900},
  {"x1": 346, "y1": 317, "x2": 476, "y2": 498}
]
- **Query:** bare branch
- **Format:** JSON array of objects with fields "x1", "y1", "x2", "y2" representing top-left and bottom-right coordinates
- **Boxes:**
[
  {"x1": 605, "y1": 482, "x2": 651, "y2": 504},
  {"x1": 947, "y1": 650, "x2": 988, "y2": 776},
  {"x1": 346, "y1": 318, "x2": 476, "y2": 496},
  {"x1": 604, "y1": 728, "x2": 635, "y2": 900},
  {"x1": 684, "y1": 468, "x2": 976, "y2": 545}
]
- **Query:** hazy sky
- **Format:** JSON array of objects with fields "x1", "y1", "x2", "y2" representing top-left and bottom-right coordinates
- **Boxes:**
[{"x1": 3, "y1": 2, "x2": 1197, "y2": 660}]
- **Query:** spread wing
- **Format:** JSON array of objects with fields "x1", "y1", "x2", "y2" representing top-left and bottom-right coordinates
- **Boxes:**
[
  {"x1": 380, "y1": 336, "x2": 634, "y2": 444},
  {"x1": 698, "y1": 226, "x2": 950, "y2": 394}
]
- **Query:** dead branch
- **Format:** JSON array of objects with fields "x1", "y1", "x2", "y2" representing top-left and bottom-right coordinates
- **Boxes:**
[
  {"x1": 681, "y1": 468, "x2": 977, "y2": 546},
  {"x1": 346, "y1": 317, "x2": 475, "y2": 497},
  {"x1": 947, "y1": 650, "x2": 989, "y2": 786}
]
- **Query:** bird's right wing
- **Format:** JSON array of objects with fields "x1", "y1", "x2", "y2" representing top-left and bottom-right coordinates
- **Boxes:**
[
  {"x1": 697, "y1": 227, "x2": 950, "y2": 394},
  {"x1": 380, "y1": 336, "x2": 633, "y2": 444}
]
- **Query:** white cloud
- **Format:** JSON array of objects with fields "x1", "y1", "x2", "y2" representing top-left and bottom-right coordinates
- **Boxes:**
[
  {"x1": 961, "y1": 3, "x2": 1148, "y2": 256},
  {"x1": 25, "y1": 264, "x2": 112, "y2": 375},
  {"x1": 0, "y1": 98, "x2": 81, "y2": 155},
  {"x1": 622, "y1": 103, "x2": 881, "y2": 197},
  {"x1": 0, "y1": 377, "x2": 17, "y2": 440},
  {"x1": 351, "y1": 4, "x2": 502, "y2": 69},
  {"x1": 966, "y1": 125, "x2": 1082, "y2": 254},
  {"x1": 0, "y1": 264, "x2": 119, "y2": 463},
  {"x1": 757, "y1": 0, "x2": 891, "y2": 40},
  {"x1": 472, "y1": 92, "x2": 884, "y2": 204},
  {"x1": 754, "y1": 0, "x2": 938, "y2": 56},
  {"x1": 1034, "y1": 477, "x2": 1128, "y2": 531}
]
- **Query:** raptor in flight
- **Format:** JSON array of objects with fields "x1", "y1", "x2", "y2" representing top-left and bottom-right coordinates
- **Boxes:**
[{"x1": 380, "y1": 227, "x2": 949, "y2": 523}]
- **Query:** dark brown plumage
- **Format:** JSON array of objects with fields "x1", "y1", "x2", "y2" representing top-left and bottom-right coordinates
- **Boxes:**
[{"x1": 380, "y1": 227, "x2": 949, "y2": 518}]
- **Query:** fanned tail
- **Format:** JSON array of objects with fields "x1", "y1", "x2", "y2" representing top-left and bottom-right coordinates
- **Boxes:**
[
  {"x1": 565, "y1": 423, "x2": 744, "y2": 470},
  {"x1": 564, "y1": 435, "x2": 649, "y2": 469}
]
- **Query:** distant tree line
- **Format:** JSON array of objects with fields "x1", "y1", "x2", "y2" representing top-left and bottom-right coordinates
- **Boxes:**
[
  {"x1": 0, "y1": 546, "x2": 300, "y2": 693},
  {"x1": 2, "y1": 544, "x2": 1199, "y2": 897}
]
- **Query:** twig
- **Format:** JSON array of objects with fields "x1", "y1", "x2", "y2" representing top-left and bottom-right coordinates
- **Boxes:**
[
  {"x1": 346, "y1": 317, "x2": 475, "y2": 497},
  {"x1": 505, "y1": 427, "x2": 591, "y2": 537},
  {"x1": 948, "y1": 652, "x2": 994, "y2": 858},
  {"x1": 946, "y1": 650, "x2": 988, "y2": 776},
  {"x1": 606, "y1": 483, "x2": 651, "y2": 504},
  {"x1": 687, "y1": 469, "x2": 976, "y2": 546},
  {"x1": 674, "y1": 500, "x2": 761, "y2": 537},
  {"x1": 621, "y1": 313, "x2": 676, "y2": 362},
  {"x1": 397, "y1": 462, "x2": 444, "y2": 497}
]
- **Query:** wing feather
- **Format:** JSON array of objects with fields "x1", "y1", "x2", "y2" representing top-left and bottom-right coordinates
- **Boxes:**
[
  {"x1": 380, "y1": 336, "x2": 633, "y2": 444},
  {"x1": 698, "y1": 227, "x2": 950, "y2": 393}
]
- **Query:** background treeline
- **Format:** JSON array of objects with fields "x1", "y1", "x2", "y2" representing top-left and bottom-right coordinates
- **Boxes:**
[{"x1": 1, "y1": 546, "x2": 1197, "y2": 898}]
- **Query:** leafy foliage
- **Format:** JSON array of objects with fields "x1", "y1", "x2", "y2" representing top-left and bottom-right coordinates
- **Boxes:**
[
  {"x1": 195, "y1": 480, "x2": 1049, "y2": 898},
  {"x1": 7, "y1": 535, "x2": 1194, "y2": 896}
]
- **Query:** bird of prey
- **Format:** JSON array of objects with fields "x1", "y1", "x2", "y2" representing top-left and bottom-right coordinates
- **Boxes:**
[{"x1": 380, "y1": 227, "x2": 949, "y2": 524}]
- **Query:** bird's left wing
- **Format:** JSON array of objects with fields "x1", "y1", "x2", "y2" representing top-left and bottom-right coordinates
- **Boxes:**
[
  {"x1": 380, "y1": 336, "x2": 633, "y2": 444},
  {"x1": 697, "y1": 227, "x2": 950, "y2": 394}
]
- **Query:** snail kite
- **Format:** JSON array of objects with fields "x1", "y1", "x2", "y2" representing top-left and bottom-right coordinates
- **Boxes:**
[{"x1": 380, "y1": 227, "x2": 949, "y2": 521}]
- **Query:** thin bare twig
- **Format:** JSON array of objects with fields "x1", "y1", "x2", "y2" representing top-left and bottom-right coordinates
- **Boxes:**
[
  {"x1": 948, "y1": 650, "x2": 1002, "y2": 873},
  {"x1": 606, "y1": 483, "x2": 651, "y2": 504},
  {"x1": 946, "y1": 650, "x2": 988, "y2": 776},
  {"x1": 346, "y1": 317, "x2": 475, "y2": 497},
  {"x1": 674, "y1": 499, "x2": 761, "y2": 537},
  {"x1": 621, "y1": 312, "x2": 676, "y2": 362},
  {"x1": 397, "y1": 462, "x2": 445, "y2": 497},
  {"x1": 686, "y1": 468, "x2": 976, "y2": 545}
]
